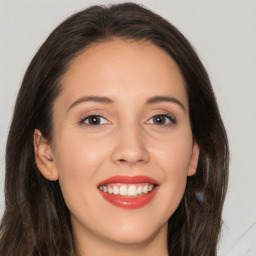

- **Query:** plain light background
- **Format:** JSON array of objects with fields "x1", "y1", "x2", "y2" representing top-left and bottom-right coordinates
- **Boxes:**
[{"x1": 0, "y1": 0, "x2": 255, "y2": 255}]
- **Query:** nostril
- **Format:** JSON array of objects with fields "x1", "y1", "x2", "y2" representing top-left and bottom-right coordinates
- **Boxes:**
[
  {"x1": 112, "y1": 145, "x2": 150, "y2": 165},
  {"x1": 118, "y1": 157, "x2": 146, "y2": 163}
]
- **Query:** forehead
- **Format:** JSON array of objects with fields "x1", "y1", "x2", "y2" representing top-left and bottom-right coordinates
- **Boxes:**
[{"x1": 58, "y1": 38, "x2": 188, "y2": 108}]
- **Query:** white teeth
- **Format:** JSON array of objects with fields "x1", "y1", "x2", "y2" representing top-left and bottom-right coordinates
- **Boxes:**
[
  {"x1": 143, "y1": 184, "x2": 148, "y2": 194},
  {"x1": 128, "y1": 185, "x2": 137, "y2": 196},
  {"x1": 113, "y1": 186, "x2": 119, "y2": 195},
  {"x1": 137, "y1": 186, "x2": 143, "y2": 195},
  {"x1": 100, "y1": 183, "x2": 155, "y2": 196},
  {"x1": 107, "y1": 186, "x2": 113, "y2": 194},
  {"x1": 120, "y1": 185, "x2": 128, "y2": 196}
]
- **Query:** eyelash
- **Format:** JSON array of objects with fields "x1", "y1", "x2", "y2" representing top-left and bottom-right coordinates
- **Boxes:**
[
  {"x1": 147, "y1": 114, "x2": 177, "y2": 125},
  {"x1": 79, "y1": 115, "x2": 109, "y2": 126},
  {"x1": 79, "y1": 114, "x2": 177, "y2": 127}
]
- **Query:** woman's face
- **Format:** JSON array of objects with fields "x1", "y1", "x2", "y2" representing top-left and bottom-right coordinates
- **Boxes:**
[{"x1": 35, "y1": 39, "x2": 199, "y2": 248}]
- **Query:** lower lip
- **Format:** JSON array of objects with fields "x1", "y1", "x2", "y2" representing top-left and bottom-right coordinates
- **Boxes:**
[{"x1": 98, "y1": 187, "x2": 159, "y2": 210}]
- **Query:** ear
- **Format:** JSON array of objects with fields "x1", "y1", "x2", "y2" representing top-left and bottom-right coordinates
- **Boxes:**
[
  {"x1": 33, "y1": 129, "x2": 58, "y2": 181},
  {"x1": 187, "y1": 139, "x2": 200, "y2": 176}
]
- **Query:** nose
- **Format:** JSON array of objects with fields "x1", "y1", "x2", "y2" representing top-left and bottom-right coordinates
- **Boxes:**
[{"x1": 111, "y1": 124, "x2": 150, "y2": 166}]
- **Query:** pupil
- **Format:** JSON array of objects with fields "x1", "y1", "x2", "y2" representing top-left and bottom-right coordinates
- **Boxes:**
[
  {"x1": 154, "y1": 115, "x2": 165, "y2": 124},
  {"x1": 89, "y1": 116, "x2": 100, "y2": 125}
]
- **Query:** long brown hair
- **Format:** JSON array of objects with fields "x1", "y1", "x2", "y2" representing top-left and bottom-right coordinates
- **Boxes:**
[{"x1": 0, "y1": 3, "x2": 229, "y2": 255}]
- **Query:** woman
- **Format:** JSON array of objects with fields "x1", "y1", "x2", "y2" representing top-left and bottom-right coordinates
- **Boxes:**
[{"x1": 0, "y1": 3, "x2": 229, "y2": 256}]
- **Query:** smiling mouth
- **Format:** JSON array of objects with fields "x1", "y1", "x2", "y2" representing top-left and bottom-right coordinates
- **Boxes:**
[
  {"x1": 97, "y1": 176, "x2": 159, "y2": 209},
  {"x1": 99, "y1": 183, "x2": 156, "y2": 197}
]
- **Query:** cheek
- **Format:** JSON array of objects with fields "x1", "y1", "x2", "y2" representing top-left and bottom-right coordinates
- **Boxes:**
[
  {"x1": 151, "y1": 131, "x2": 193, "y2": 217},
  {"x1": 53, "y1": 132, "x2": 108, "y2": 207},
  {"x1": 154, "y1": 129, "x2": 193, "y2": 174}
]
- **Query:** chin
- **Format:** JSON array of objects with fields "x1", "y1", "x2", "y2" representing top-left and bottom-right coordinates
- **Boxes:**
[{"x1": 101, "y1": 218, "x2": 168, "y2": 245}]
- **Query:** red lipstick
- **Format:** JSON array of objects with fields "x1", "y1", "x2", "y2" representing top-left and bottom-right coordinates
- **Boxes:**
[{"x1": 97, "y1": 176, "x2": 159, "y2": 210}]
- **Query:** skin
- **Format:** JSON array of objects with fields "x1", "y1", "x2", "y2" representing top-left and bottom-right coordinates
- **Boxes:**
[{"x1": 34, "y1": 38, "x2": 199, "y2": 256}]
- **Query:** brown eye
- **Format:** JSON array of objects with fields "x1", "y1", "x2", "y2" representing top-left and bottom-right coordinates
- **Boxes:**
[
  {"x1": 82, "y1": 115, "x2": 108, "y2": 125},
  {"x1": 147, "y1": 114, "x2": 176, "y2": 125},
  {"x1": 153, "y1": 115, "x2": 166, "y2": 124}
]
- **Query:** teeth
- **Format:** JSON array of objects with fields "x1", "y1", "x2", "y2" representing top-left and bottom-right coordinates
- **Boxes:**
[
  {"x1": 120, "y1": 185, "x2": 128, "y2": 196},
  {"x1": 100, "y1": 183, "x2": 155, "y2": 196},
  {"x1": 137, "y1": 186, "x2": 143, "y2": 195},
  {"x1": 107, "y1": 186, "x2": 113, "y2": 194},
  {"x1": 113, "y1": 186, "x2": 119, "y2": 195},
  {"x1": 143, "y1": 184, "x2": 148, "y2": 193},
  {"x1": 128, "y1": 185, "x2": 137, "y2": 196}
]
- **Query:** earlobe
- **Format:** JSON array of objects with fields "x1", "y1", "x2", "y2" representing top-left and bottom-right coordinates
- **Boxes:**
[
  {"x1": 33, "y1": 129, "x2": 59, "y2": 181},
  {"x1": 187, "y1": 139, "x2": 200, "y2": 176}
]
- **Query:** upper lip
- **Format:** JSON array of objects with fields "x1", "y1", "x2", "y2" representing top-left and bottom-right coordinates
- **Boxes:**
[{"x1": 97, "y1": 175, "x2": 159, "y2": 187}]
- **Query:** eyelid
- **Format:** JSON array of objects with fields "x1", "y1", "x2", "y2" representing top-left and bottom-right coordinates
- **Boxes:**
[
  {"x1": 77, "y1": 111, "x2": 177, "y2": 127},
  {"x1": 78, "y1": 114, "x2": 110, "y2": 126},
  {"x1": 146, "y1": 109, "x2": 177, "y2": 122},
  {"x1": 146, "y1": 114, "x2": 177, "y2": 125}
]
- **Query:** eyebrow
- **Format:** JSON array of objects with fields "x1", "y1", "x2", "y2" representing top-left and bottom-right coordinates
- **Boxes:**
[
  {"x1": 67, "y1": 95, "x2": 185, "y2": 112},
  {"x1": 146, "y1": 96, "x2": 186, "y2": 111},
  {"x1": 67, "y1": 96, "x2": 113, "y2": 112}
]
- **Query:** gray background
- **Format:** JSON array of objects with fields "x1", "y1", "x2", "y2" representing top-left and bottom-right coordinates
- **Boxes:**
[{"x1": 0, "y1": 0, "x2": 256, "y2": 255}]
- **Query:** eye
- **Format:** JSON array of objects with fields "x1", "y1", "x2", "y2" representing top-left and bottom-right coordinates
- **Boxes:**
[
  {"x1": 80, "y1": 115, "x2": 109, "y2": 126},
  {"x1": 147, "y1": 114, "x2": 176, "y2": 125}
]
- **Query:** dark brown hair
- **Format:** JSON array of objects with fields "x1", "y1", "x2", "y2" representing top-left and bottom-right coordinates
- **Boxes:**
[{"x1": 0, "y1": 3, "x2": 229, "y2": 256}]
